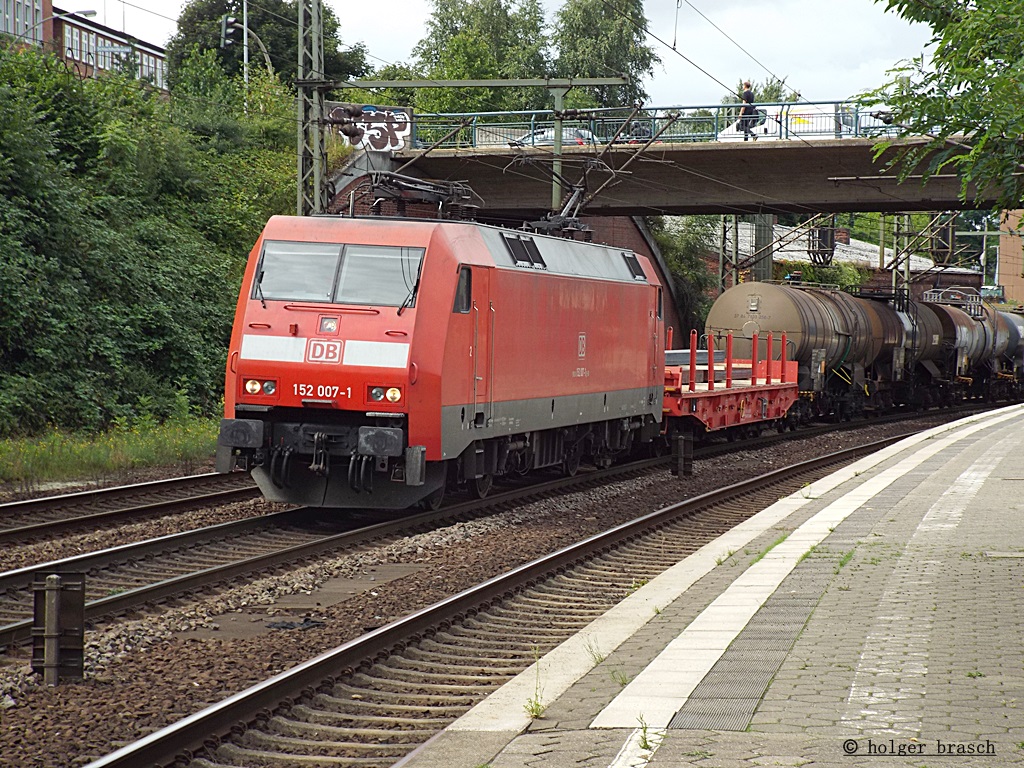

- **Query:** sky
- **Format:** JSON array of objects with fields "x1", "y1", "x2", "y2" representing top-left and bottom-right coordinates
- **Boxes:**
[{"x1": 91, "y1": 0, "x2": 933, "y2": 107}]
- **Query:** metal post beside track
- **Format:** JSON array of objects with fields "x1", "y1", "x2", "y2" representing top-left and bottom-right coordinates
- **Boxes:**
[
  {"x1": 671, "y1": 433, "x2": 694, "y2": 478},
  {"x1": 32, "y1": 572, "x2": 85, "y2": 685}
]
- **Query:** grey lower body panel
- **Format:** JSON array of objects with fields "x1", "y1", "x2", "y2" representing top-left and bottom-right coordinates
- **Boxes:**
[{"x1": 440, "y1": 386, "x2": 662, "y2": 460}]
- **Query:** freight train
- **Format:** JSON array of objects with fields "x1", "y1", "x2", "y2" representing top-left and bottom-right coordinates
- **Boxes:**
[
  {"x1": 216, "y1": 216, "x2": 1023, "y2": 510},
  {"x1": 705, "y1": 281, "x2": 1024, "y2": 421}
]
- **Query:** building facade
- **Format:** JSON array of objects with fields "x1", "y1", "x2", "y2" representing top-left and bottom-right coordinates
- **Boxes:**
[
  {"x1": 998, "y1": 211, "x2": 1023, "y2": 304},
  {"x1": 2, "y1": 2, "x2": 166, "y2": 89}
]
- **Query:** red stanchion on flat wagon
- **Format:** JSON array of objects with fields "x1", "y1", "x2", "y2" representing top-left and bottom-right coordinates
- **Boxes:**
[
  {"x1": 726, "y1": 334, "x2": 733, "y2": 388},
  {"x1": 750, "y1": 333, "x2": 759, "y2": 386},
  {"x1": 707, "y1": 333, "x2": 715, "y2": 391},
  {"x1": 781, "y1": 332, "x2": 788, "y2": 383},
  {"x1": 688, "y1": 329, "x2": 697, "y2": 392}
]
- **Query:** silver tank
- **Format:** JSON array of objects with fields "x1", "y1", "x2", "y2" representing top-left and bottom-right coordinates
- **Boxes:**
[
  {"x1": 705, "y1": 282, "x2": 883, "y2": 369},
  {"x1": 1000, "y1": 311, "x2": 1024, "y2": 366}
]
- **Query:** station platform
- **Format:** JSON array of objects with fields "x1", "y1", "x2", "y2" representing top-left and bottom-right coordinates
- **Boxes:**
[{"x1": 400, "y1": 404, "x2": 1024, "y2": 768}]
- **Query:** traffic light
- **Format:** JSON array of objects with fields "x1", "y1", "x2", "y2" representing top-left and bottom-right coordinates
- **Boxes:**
[{"x1": 219, "y1": 15, "x2": 237, "y2": 48}]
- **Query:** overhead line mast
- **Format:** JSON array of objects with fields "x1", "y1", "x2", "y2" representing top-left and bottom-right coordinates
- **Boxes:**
[{"x1": 296, "y1": 0, "x2": 327, "y2": 215}]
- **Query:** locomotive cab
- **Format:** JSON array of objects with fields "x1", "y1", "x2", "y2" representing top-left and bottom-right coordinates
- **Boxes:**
[
  {"x1": 217, "y1": 218, "x2": 440, "y2": 508},
  {"x1": 218, "y1": 216, "x2": 665, "y2": 510}
]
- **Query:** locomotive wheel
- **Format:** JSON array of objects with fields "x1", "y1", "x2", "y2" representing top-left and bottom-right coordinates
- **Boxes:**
[
  {"x1": 472, "y1": 473, "x2": 494, "y2": 499},
  {"x1": 421, "y1": 486, "x2": 444, "y2": 511},
  {"x1": 563, "y1": 450, "x2": 582, "y2": 477}
]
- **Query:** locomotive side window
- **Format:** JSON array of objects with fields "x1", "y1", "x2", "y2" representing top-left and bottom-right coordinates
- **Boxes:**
[
  {"x1": 255, "y1": 241, "x2": 341, "y2": 302},
  {"x1": 335, "y1": 245, "x2": 423, "y2": 307},
  {"x1": 453, "y1": 267, "x2": 472, "y2": 313}
]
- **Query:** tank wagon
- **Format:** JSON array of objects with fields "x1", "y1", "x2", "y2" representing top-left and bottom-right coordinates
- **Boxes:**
[
  {"x1": 216, "y1": 216, "x2": 665, "y2": 509},
  {"x1": 705, "y1": 282, "x2": 1024, "y2": 419}
]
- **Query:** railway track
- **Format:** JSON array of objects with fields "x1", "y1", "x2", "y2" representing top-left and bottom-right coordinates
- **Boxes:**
[
  {"x1": 0, "y1": 451, "x2": 677, "y2": 648},
  {"x1": 85, "y1": 436, "x2": 902, "y2": 768},
  {"x1": 0, "y1": 473, "x2": 259, "y2": 544},
  {"x1": 2, "y1": 408, "x2": 989, "y2": 651}
]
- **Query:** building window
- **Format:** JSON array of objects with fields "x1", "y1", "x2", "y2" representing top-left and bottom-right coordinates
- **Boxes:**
[
  {"x1": 72, "y1": 28, "x2": 80, "y2": 60},
  {"x1": 64, "y1": 25, "x2": 72, "y2": 56}
]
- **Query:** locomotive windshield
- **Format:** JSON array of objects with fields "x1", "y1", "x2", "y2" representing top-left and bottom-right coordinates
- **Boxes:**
[{"x1": 254, "y1": 241, "x2": 425, "y2": 307}]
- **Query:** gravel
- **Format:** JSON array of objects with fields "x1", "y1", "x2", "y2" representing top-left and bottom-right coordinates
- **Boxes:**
[{"x1": 0, "y1": 415, "x2": 961, "y2": 767}]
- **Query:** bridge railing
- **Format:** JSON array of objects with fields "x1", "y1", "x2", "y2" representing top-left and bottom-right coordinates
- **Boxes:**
[{"x1": 409, "y1": 101, "x2": 897, "y2": 149}]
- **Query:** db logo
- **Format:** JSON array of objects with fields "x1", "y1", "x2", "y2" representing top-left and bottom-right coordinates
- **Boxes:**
[
  {"x1": 578, "y1": 332, "x2": 587, "y2": 359},
  {"x1": 306, "y1": 339, "x2": 342, "y2": 363}
]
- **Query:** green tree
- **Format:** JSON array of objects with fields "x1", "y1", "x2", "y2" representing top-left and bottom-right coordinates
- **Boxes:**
[
  {"x1": 646, "y1": 216, "x2": 717, "y2": 331},
  {"x1": 551, "y1": 0, "x2": 659, "y2": 107},
  {"x1": 0, "y1": 45, "x2": 291, "y2": 436},
  {"x1": 166, "y1": 0, "x2": 369, "y2": 91},
  {"x1": 863, "y1": 0, "x2": 1024, "y2": 211},
  {"x1": 411, "y1": 0, "x2": 550, "y2": 113}
]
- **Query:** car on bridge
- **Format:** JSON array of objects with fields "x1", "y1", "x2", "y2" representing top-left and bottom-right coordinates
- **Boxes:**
[{"x1": 508, "y1": 126, "x2": 598, "y2": 148}]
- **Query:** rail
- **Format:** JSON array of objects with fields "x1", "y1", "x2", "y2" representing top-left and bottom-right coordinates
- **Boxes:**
[{"x1": 405, "y1": 100, "x2": 897, "y2": 150}]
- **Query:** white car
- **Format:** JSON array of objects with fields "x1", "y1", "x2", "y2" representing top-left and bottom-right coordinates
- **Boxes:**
[{"x1": 509, "y1": 127, "x2": 598, "y2": 147}]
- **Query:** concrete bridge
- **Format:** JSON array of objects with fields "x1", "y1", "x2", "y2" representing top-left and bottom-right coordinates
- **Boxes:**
[
  {"x1": 329, "y1": 101, "x2": 986, "y2": 220},
  {"x1": 386, "y1": 137, "x2": 981, "y2": 219}
]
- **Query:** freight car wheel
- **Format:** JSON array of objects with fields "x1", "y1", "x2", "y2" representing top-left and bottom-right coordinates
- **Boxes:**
[{"x1": 472, "y1": 474, "x2": 494, "y2": 499}]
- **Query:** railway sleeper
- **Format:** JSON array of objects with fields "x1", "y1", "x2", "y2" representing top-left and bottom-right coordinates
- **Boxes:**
[
  {"x1": 433, "y1": 623, "x2": 565, "y2": 645},
  {"x1": 399, "y1": 645, "x2": 529, "y2": 668},
  {"x1": 330, "y1": 682, "x2": 479, "y2": 706},
  {"x1": 414, "y1": 637, "x2": 538, "y2": 660},
  {"x1": 366, "y1": 664, "x2": 515, "y2": 685},
  {"x1": 310, "y1": 692, "x2": 467, "y2": 719},
  {"x1": 348, "y1": 671, "x2": 496, "y2": 695},
  {"x1": 385, "y1": 653, "x2": 523, "y2": 677},
  {"x1": 229, "y1": 732, "x2": 414, "y2": 758},
  {"x1": 291, "y1": 704, "x2": 452, "y2": 729},
  {"x1": 265, "y1": 715, "x2": 433, "y2": 744}
]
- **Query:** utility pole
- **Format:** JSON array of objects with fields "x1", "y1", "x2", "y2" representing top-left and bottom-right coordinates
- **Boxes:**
[
  {"x1": 243, "y1": 0, "x2": 249, "y2": 91},
  {"x1": 296, "y1": 0, "x2": 326, "y2": 215}
]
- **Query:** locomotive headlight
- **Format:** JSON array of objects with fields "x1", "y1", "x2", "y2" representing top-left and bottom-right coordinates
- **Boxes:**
[
  {"x1": 262, "y1": 380, "x2": 277, "y2": 395},
  {"x1": 385, "y1": 387, "x2": 402, "y2": 403},
  {"x1": 369, "y1": 386, "x2": 386, "y2": 401},
  {"x1": 245, "y1": 379, "x2": 262, "y2": 395}
]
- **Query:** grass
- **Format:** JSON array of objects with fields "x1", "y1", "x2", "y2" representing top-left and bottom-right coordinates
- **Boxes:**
[
  {"x1": 524, "y1": 646, "x2": 546, "y2": 719},
  {"x1": 637, "y1": 714, "x2": 654, "y2": 750},
  {"x1": 0, "y1": 415, "x2": 219, "y2": 488},
  {"x1": 584, "y1": 638, "x2": 606, "y2": 665},
  {"x1": 751, "y1": 533, "x2": 789, "y2": 565},
  {"x1": 835, "y1": 549, "x2": 855, "y2": 573}
]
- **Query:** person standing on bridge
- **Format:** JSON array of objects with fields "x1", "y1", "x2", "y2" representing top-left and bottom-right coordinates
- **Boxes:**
[{"x1": 740, "y1": 80, "x2": 757, "y2": 141}]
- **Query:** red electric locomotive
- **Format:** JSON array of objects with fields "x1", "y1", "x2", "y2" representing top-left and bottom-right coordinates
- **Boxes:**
[{"x1": 216, "y1": 216, "x2": 665, "y2": 509}]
